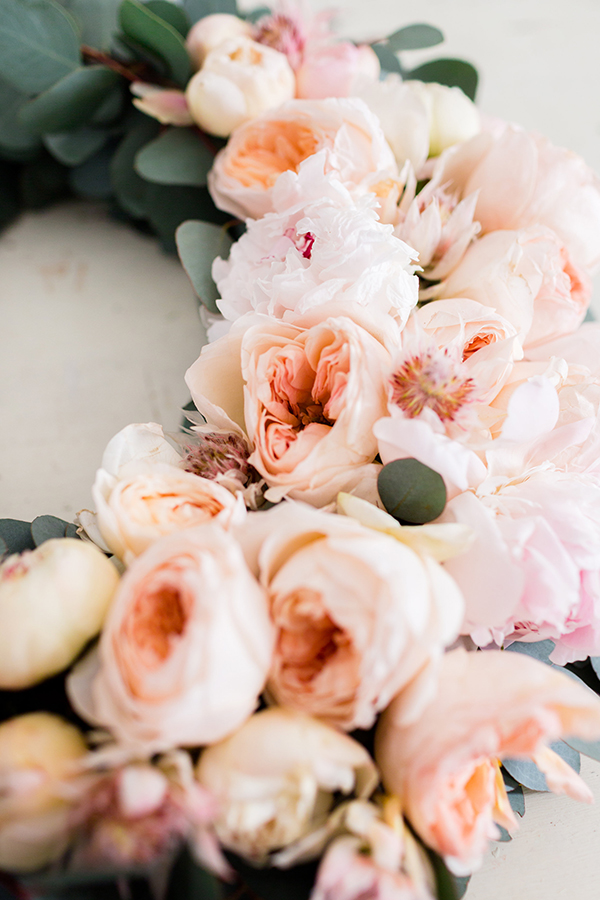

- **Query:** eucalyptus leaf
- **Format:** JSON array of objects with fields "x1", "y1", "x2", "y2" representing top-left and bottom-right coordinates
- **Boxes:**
[
  {"x1": 176, "y1": 219, "x2": 232, "y2": 312},
  {"x1": 135, "y1": 128, "x2": 213, "y2": 186},
  {"x1": 372, "y1": 42, "x2": 402, "y2": 75},
  {"x1": 508, "y1": 784, "x2": 525, "y2": 817},
  {"x1": 244, "y1": 5, "x2": 270, "y2": 22},
  {"x1": 110, "y1": 113, "x2": 160, "y2": 218},
  {"x1": 590, "y1": 655, "x2": 600, "y2": 680},
  {"x1": 495, "y1": 825, "x2": 512, "y2": 843},
  {"x1": 406, "y1": 58, "x2": 479, "y2": 102},
  {"x1": 226, "y1": 852, "x2": 317, "y2": 900},
  {"x1": 0, "y1": 78, "x2": 41, "y2": 154},
  {"x1": 45, "y1": 126, "x2": 108, "y2": 165},
  {"x1": 562, "y1": 735, "x2": 600, "y2": 763},
  {"x1": 377, "y1": 458, "x2": 447, "y2": 524},
  {"x1": 504, "y1": 639, "x2": 556, "y2": 665},
  {"x1": 19, "y1": 66, "x2": 121, "y2": 134},
  {"x1": 91, "y1": 83, "x2": 125, "y2": 124},
  {"x1": 453, "y1": 876, "x2": 471, "y2": 900},
  {"x1": 70, "y1": 143, "x2": 115, "y2": 198},
  {"x1": 119, "y1": 0, "x2": 192, "y2": 87},
  {"x1": 166, "y1": 847, "x2": 221, "y2": 900},
  {"x1": 0, "y1": 0, "x2": 80, "y2": 94},
  {"x1": 146, "y1": 183, "x2": 230, "y2": 251},
  {"x1": 387, "y1": 23, "x2": 444, "y2": 52},
  {"x1": 59, "y1": 0, "x2": 121, "y2": 49},
  {"x1": 0, "y1": 519, "x2": 35, "y2": 554},
  {"x1": 31, "y1": 515, "x2": 76, "y2": 546},
  {"x1": 113, "y1": 32, "x2": 169, "y2": 75},
  {"x1": 20, "y1": 152, "x2": 70, "y2": 207},
  {"x1": 503, "y1": 741, "x2": 580, "y2": 791},
  {"x1": 0, "y1": 536, "x2": 7, "y2": 559},
  {"x1": 183, "y1": 0, "x2": 237, "y2": 21},
  {"x1": 425, "y1": 849, "x2": 459, "y2": 900},
  {"x1": 144, "y1": 0, "x2": 190, "y2": 37}
]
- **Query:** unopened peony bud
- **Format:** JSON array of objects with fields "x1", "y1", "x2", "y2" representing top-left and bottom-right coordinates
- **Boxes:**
[
  {"x1": 406, "y1": 80, "x2": 480, "y2": 157},
  {"x1": 186, "y1": 13, "x2": 252, "y2": 70},
  {"x1": 185, "y1": 36, "x2": 296, "y2": 137},
  {"x1": 0, "y1": 538, "x2": 119, "y2": 688},
  {"x1": 0, "y1": 713, "x2": 87, "y2": 872}
]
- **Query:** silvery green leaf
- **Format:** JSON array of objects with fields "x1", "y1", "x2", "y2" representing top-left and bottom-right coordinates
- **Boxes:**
[
  {"x1": 45, "y1": 126, "x2": 108, "y2": 166},
  {"x1": 176, "y1": 219, "x2": 232, "y2": 313},
  {"x1": 387, "y1": 23, "x2": 444, "y2": 51},
  {"x1": 119, "y1": 0, "x2": 192, "y2": 87},
  {"x1": 503, "y1": 741, "x2": 580, "y2": 791},
  {"x1": 504, "y1": 639, "x2": 555, "y2": 665},
  {"x1": 135, "y1": 128, "x2": 213, "y2": 187},
  {"x1": 19, "y1": 66, "x2": 121, "y2": 134}
]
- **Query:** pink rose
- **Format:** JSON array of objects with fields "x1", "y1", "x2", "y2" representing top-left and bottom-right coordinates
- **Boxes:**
[
  {"x1": 186, "y1": 314, "x2": 392, "y2": 507},
  {"x1": 208, "y1": 97, "x2": 397, "y2": 219},
  {"x1": 436, "y1": 122, "x2": 600, "y2": 271},
  {"x1": 376, "y1": 648, "x2": 600, "y2": 874},
  {"x1": 237, "y1": 501, "x2": 464, "y2": 730},
  {"x1": 68, "y1": 525, "x2": 274, "y2": 752}
]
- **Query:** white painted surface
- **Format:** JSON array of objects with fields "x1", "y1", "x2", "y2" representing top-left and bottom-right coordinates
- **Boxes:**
[{"x1": 2, "y1": 1, "x2": 600, "y2": 897}]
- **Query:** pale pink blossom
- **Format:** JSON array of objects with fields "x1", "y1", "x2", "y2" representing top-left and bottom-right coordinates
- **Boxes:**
[
  {"x1": 212, "y1": 152, "x2": 418, "y2": 330},
  {"x1": 68, "y1": 525, "x2": 274, "y2": 752},
  {"x1": 296, "y1": 43, "x2": 380, "y2": 100},
  {"x1": 376, "y1": 648, "x2": 600, "y2": 874},
  {"x1": 185, "y1": 314, "x2": 392, "y2": 507},
  {"x1": 130, "y1": 83, "x2": 194, "y2": 126},
  {"x1": 236, "y1": 501, "x2": 464, "y2": 730},
  {"x1": 435, "y1": 122, "x2": 600, "y2": 272},
  {"x1": 208, "y1": 97, "x2": 397, "y2": 220}
]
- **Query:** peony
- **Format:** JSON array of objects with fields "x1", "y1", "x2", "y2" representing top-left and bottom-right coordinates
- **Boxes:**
[
  {"x1": 208, "y1": 97, "x2": 398, "y2": 219},
  {"x1": 237, "y1": 501, "x2": 464, "y2": 730},
  {"x1": 185, "y1": 13, "x2": 252, "y2": 70},
  {"x1": 0, "y1": 538, "x2": 118, "y2": 689},
  {"x1": 435, "y1": 122, "x2": 600, "y2": 272},
  {"x1": 212, "y1": 152, "x2": 418, "y2": 330},
  {"x1": 68, "y1": 525, "x2": 274, "y2": 752},
  {"x1": 92, "y1": 423, "x2": 245, "y2": 564},
  {"x1": 185, "y1": 36, "x2": 295, "y2": 138},
  {"x1": 186, "y1": 313, "x2": 392, "y2": 507},
  {"x1": 196, "y1": 707, "x2": 377, "y2": 862},
  {"x1": 376, "y1": 648, "x2": 600, "y2": 874},
  {"x1": 0, "y1": 713, "x2": 87, "y2": 872}
]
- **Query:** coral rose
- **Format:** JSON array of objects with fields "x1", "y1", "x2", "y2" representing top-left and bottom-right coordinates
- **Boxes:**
[
  {"x1": 237, "y1": 501, "x2": 464, "y2": 730},
  {"x1": 68, "y1": 525, "x2": 274, "y2": 752},
  {"x1": 208, "y1": 97, "x2": 397, "y2": 219},
  {"x1": 376, "y1": 648, "x2": 600, "y2": 874},
  {"x1": 186, "y1": 314, "x2": 392, "y2": 507}
]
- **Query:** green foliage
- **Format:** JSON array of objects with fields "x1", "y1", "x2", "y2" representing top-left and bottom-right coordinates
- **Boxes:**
[
  {"x1": 425, "y1": 849, "x2": 460, "y2": 900},
  {"x1": 144, "y1": 0, "x2": 191, "y2": 37},
  {"x1": 20, "y1": 152, "x2": 70, "y2": 207},
  {"x1": 31, "y1": 515, "x2": 79, "y2": 545},
  {"x1": 19, "y1": 66, "x2": 121, "y2": 134},
  {"x1": 406, "y1": 58, "x2": 479, "y2": 102},
  {"x1": 226, "y1": 853, "x2": 317, "y2": 900},
  {"x1": 110, "y1": 112, "x2": 160, "y2": 217},
  {"x1": 0, "y1": 78, "x2": 41, "y2": 155},
  {"x1": 372, "y1": 42, "x2": 402, "y2": 75},
  {"x1": 386, "y1": 23, "x2": 444, "y2": 51},
  {"x1": 507, "y1": 784, "x2": 525, "y2": 818},
  {"x1": 503, "y1": 740, "x2": 580, "y2": 792},
  {"x1": 0, "y1": 161, "x2": 21, "y2": 230},
  {"x1": 147, "y1": 183, "x2": 230, "y2": 252},
  {"x1": 176, "y1": 219, "x2": 232, "y2": 312},
  {"x1": 377, "y1": 458, "x2": 447, "y2": 524},
  {"x1": 166, "y1": 847, "x2": 222, "y2": 900},
  {"x1": 0, "y1": 519, "x2": 36, "y2": 554},
  {"x1": 119, "y1": 0, "x2": 192, "y2": 87},
  {"x1": 182, "y1": 0, "x2": 237, "y2": 22},
  {"x1": 0, "y1": 0, "x2": 80, "y2": 94},
  {"x1": 135, "y1": 128, "x2": 214, "y2": 186},
  {"x1": 45, "y1": 126, "x2": 109, "y2": 166},
  {"x1": 69, "y1": 143, "x2": 115, "y2": 198},
  {"x1": 59, "y1": 0, "x2": 122, "y2": 49}
]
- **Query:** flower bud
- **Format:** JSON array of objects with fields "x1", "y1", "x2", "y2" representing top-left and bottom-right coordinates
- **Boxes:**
[
  {"x1": 186, "y1": 13, "x2": 252, "y2": 70},
  {"x1": 406, "y1": 80, "x2": 480, "y2": 157},
  {"x1": 0, "y1": 538, "x2": 119, "y2": 688},
  {"x1": 0, "y1": 713, "x2": 87, "y2": 872},
  {"x1": 185, "y1": 36, "x2": 296, "y2": 137}
]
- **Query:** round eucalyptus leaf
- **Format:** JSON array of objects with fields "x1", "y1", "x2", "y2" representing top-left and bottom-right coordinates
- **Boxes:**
[
  {"x1": 183, "y1": 0, "x2": 237, "y2": 21},
  {"x1": 60, "y1": 0, "x2": 121, "y2": 50},
  {"x1": 91, "y1": 84, "x2": 125, "y2": 124},
  {"x1": 0, "y1": 78, "x2": 41, "y2": 154},
  {"x1": 146, "y1": 182, "x2": 230, "y2": 251},
  {"x1": 110, "y1": 113, "x2": 160, "y2": 218},
  {"x1": 144, "y1": 0, "x2": 190, "y2": 37},
  {"x1": 386, "y1": 23, "x2": 444, "y2": 51},
  {"x1": 44, "y1": 126, "x2": 108, "y2": 166},
  {"x1": 503, "y1": 741, "x2": 580, "y2": 792},
  {"x1": 135, "y1": 127, "x2": 213, "y2": 186},
  {"x1": 372, "y1": 42, "x2": 402, "y2": 75},
  {"x1": 377, "y1": 458, "x2": 447, "y2": 524},
  {"x1": 176, "y1": 219, "x2": 232, "y2": 313},
  {"x1": 0, "y1": 0, "x2": 80, "y2": 94},
  {"x1": 0, "y1": 519, "x2": 35, "y2": 554},
  {"x1": 119, "y1": 0, "x2": 192, "y2": 87},
  {"x1": 31, "y1": 515, "x2": 73, "y2": 546},
  {"x1": 406, "y1": 58, "x2": 479, "y2": 101},
  {"x1": 19, "y1": 66, "x2": 121, "y2": 134},
  {"x1": 69, "y1": 143, "x2": 114, "y2": 198}
]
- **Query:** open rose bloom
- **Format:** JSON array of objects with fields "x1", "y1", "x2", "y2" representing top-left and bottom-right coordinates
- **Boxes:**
[{"x1": 9, "y1": 3, "x2": 600, "y2": 898}]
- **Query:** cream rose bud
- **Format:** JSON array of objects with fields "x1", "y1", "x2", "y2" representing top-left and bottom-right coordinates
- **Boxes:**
[
  {"x1": 0, "y1": 539, "x2": 119, "y2": 689},
  {"x1": 0, "y1": 713, "x2": 87, "y2": 872},
  {"x1": 68, "y1": 525, "x2": 275, "y2": 752},
  {"x1": 196, "y1": 707, "x2": 377, "y2": 862},
  {"x1": 185, "y1": 36, "x2": 295, "y2": 138},
  {"x1": 406, "y1": 81, "x2": 480, "y2": 158},
  {"x1": 186, "y1": 13, "x2": 252, "y2": 70}
]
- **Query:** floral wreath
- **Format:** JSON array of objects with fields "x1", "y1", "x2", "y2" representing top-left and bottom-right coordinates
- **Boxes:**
[{"x1": 3, "y1": 4, "x2": 600, "y2": 900}]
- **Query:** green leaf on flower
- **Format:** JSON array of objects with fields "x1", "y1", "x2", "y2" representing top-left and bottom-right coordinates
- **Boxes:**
[
  {"x1": 19, "y1": 66, "x2": 121, "y2": 134},
  {"x1": 144, "y1": 0, "x2": 190, "y2": 37},
  {"x1": 377, "y1": 458, "x2": 447, "y2": 524},
  {"x1": 176, "y1": 219, "x2": 232, "y2": 312},
  {"x1": 69, "y1": 142, "x2": 115, "y2": 198},
  {"x1": 59, "y1": 0, "x2": 121, "y2": 49},
  {"x1": 503, "y1": 741, "x2": 580, "y2": 792},
  {"x1": 183, "y1": 0, "x2": 237, "y2": 22},
  {"x1": 386, "y1": 23, "x2": 444, "y2": 52},
  {"x1": 0, "y1": 519, "x2": 35, "y2": 554},
  {"x1": 110, "y1": 112, "x2": 160, "y2": 218},
  {"x1": 146, "y1": 183, "x2": 230, "y2": 251},
  {"x1": 0, "y1": 0, "x2": 80, "y2": 94},
  {"x1": 135, "y1": 128, "x2": 214, "y2": 187},
  {"x1": 119, "y1": 0, "x2": 192, "y2": 87},
  {"x1": 372, "y1": 42, "x2": 403, "y2": 75},
  {"x1": 508, "y1": 784, "x2": 525, "y2": 817},
  {"x1": 45, "y1": 126, "x2": 109, "y2": 165},
  {"x1": 0, "y1": 77, "x2": 41, "y2": 155},
  {"x1": 406, "y1": 58, "x2": 479, "y2": 102},
  {"x1": 31, "y1": 515, "x2": 77, "y2": 546}
]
